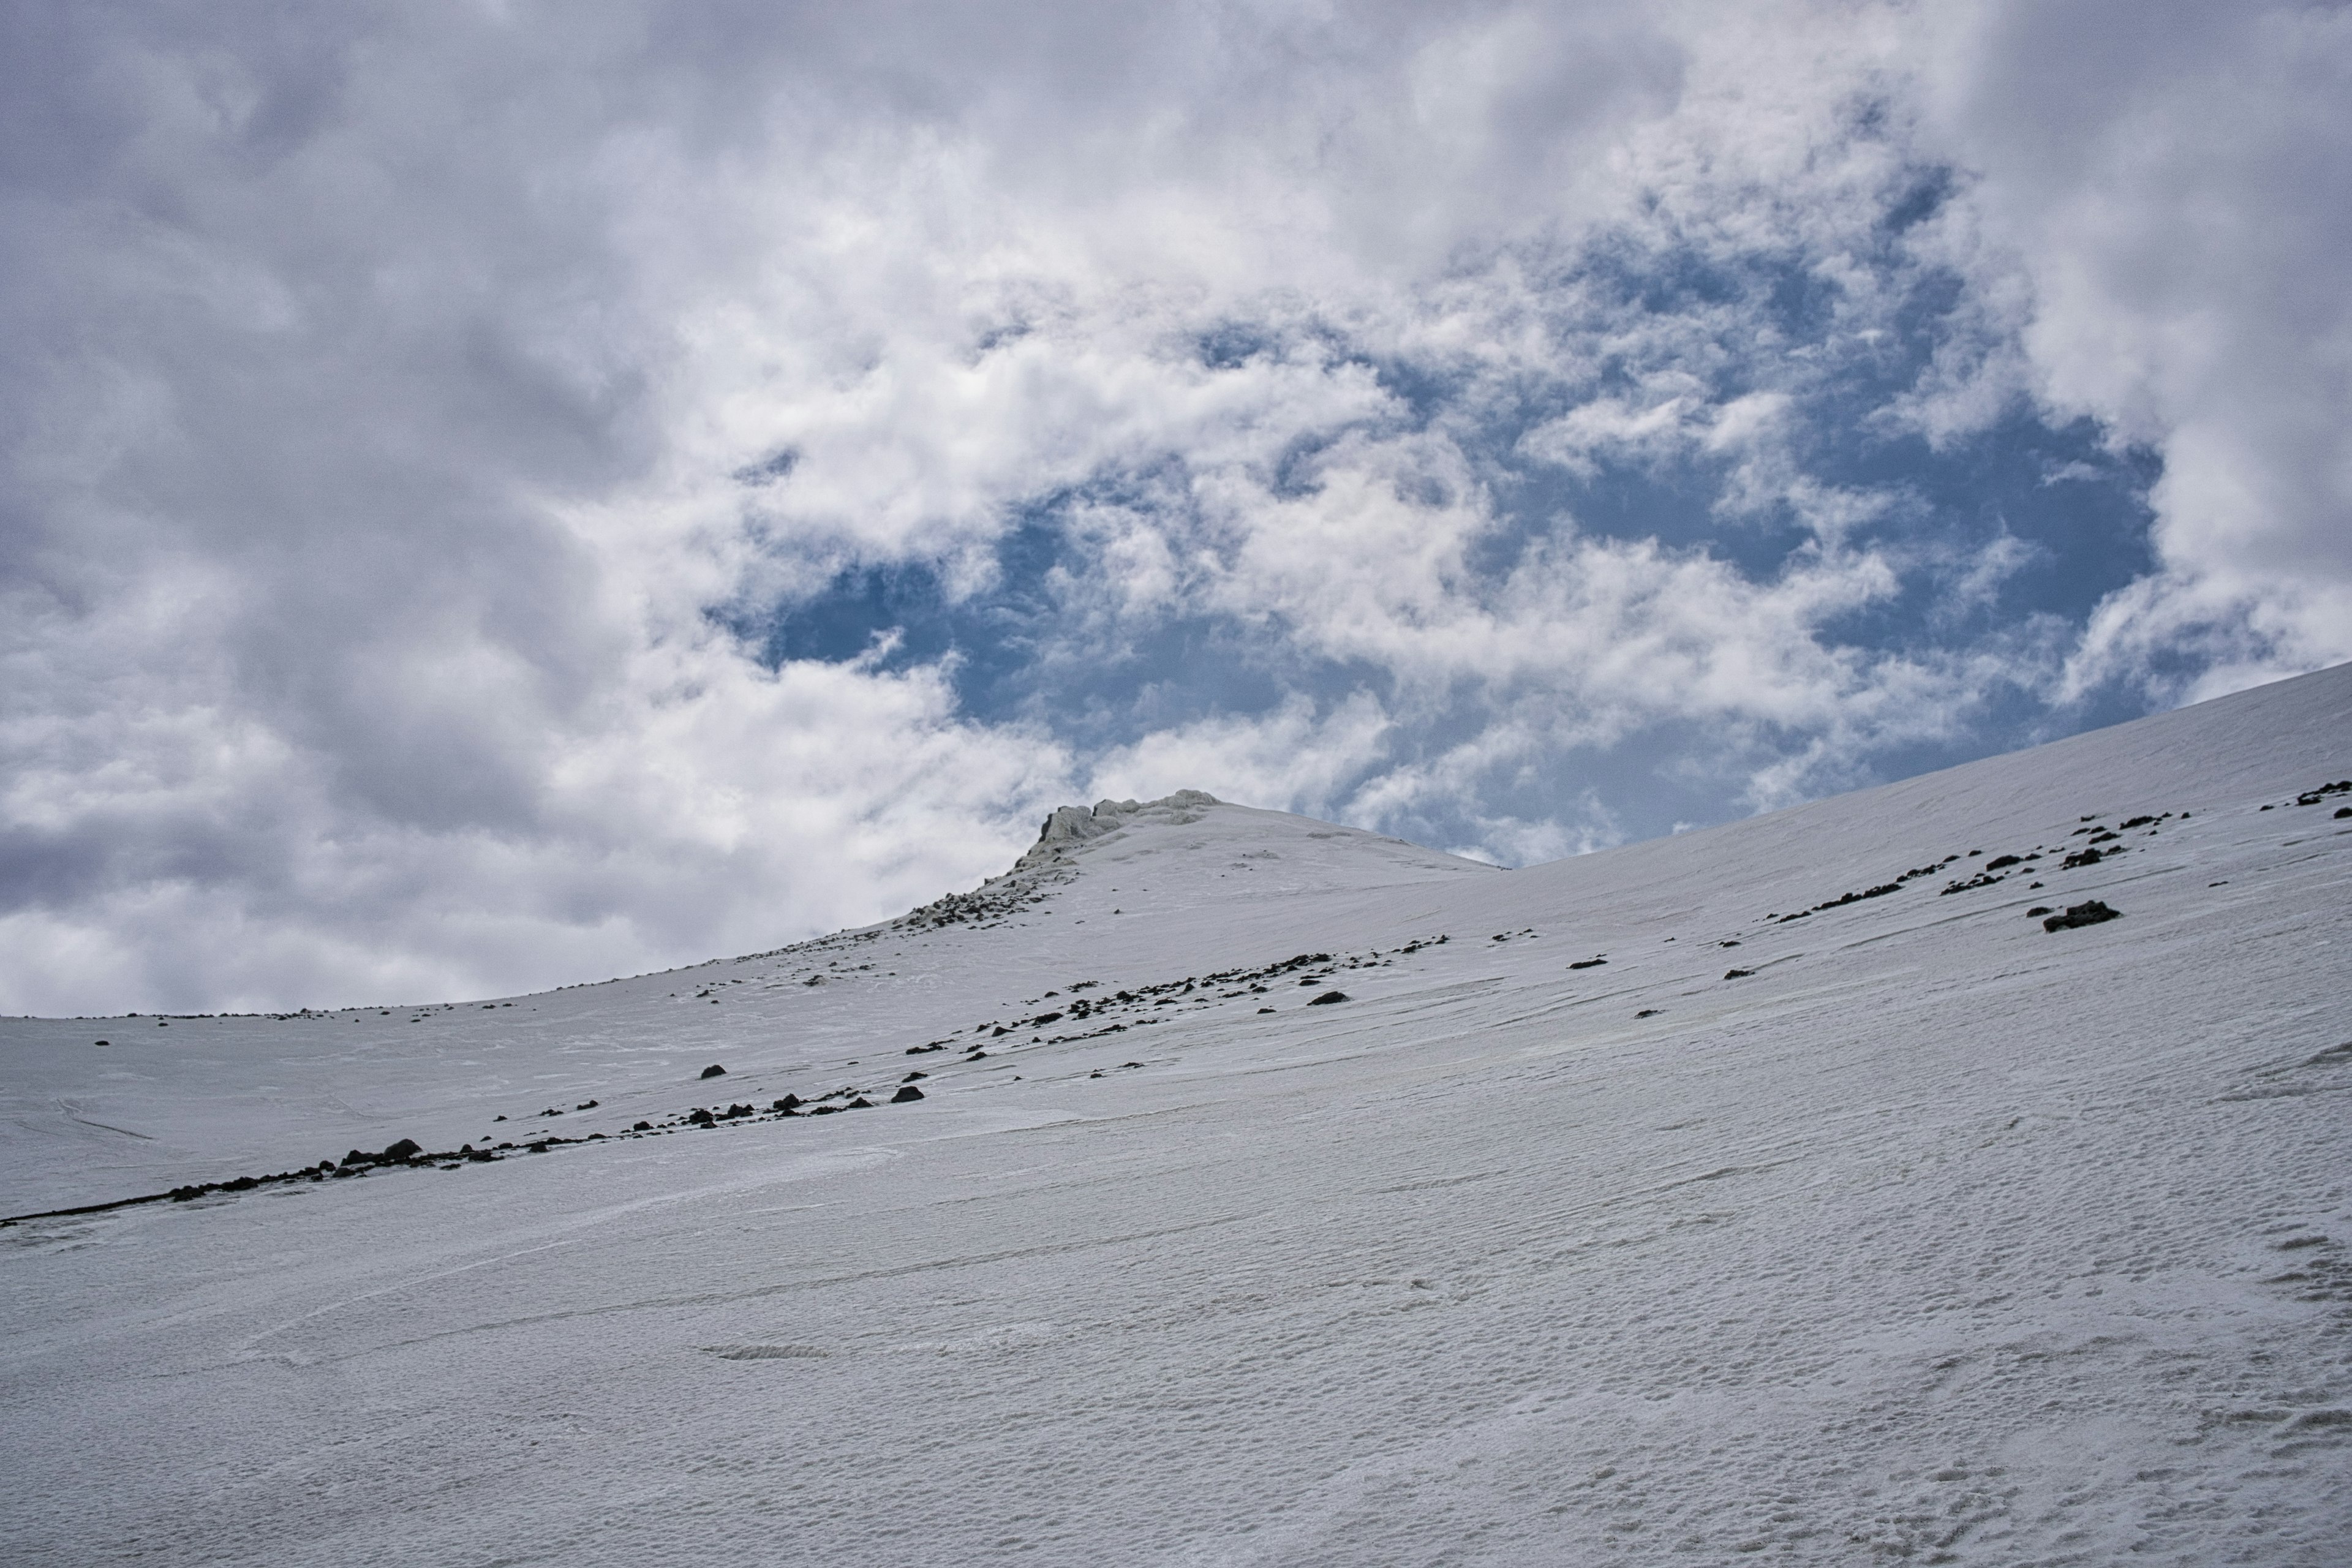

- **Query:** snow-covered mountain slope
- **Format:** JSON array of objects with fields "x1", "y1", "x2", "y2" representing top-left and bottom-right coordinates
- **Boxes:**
[{"x1": 4, "y1": 665, "x2": 2349, "y2": 1566}]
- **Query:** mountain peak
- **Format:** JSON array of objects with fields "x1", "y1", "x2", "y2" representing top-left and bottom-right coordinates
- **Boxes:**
[{"x1": 1014, "y1": 790, "x2": 1222, "y2": 870}]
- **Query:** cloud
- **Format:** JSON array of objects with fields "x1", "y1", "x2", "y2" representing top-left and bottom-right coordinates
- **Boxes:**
[
  {"x1": 1, "y1": 0, "x2": 2342, "y2": 1012},
  {"x1": 1912, "y1": 0, "x2": 2352, "y2": 698}
]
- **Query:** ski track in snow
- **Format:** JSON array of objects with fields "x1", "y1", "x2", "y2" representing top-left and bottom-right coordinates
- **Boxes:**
[{"x1": 2, "y1": 668, "x2": 2350, "y2": 1564}]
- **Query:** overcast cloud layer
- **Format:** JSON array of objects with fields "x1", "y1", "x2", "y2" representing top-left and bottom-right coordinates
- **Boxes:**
[{"x1": 4, "y1": 0, "x2": 2347, "y2": 1015}]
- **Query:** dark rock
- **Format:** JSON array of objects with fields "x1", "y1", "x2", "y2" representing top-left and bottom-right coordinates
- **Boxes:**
[
  {"x1": 1722, "y1": 968, "x2": 1753, "y2": 980},
  {"x1": 1569, "y1": 957, "x2": 1608, "y2": 970},
  {"x1": 94, "y1": 1039, "x2": 108, "y2": 1047},
  {"x1": 633, "y1": 1120, "x2": 652, "y2": 1131},
  {"x1": 2060, "y1": 847, "x2": 2104, "y2": 869},
  {"x1": 900, "y1": 1072, "x2": 925, "y2": 1083},
  {"x1": 1985, "y1": 854, "x2": 2022, "y2": 870},
  {"x1": 2027, "y1": 907, "x2": 2052, "y2": 918},
  {"x1": 1635, "y1": 1009, "x2": 1660, "y2": 1019},
  {"x1": 2337, "y1": 807, "x2": 2351, "y2": 819},
  {"x1": 809, "y1": 1104, "x2": 840, "y2": 1115},
  {"x1": 1258, "y1": 1006, "x2": 1275, "y2": 1014},
  {"x1": 688, "y1": 1107, "x2": 715, "y2": 1126},
  {"x1": 1306, "y1": 990, "x2": 1348, "y2": 1006},
  {"x1": 699, "y1": 1063, "x2": 727, "y2": 1079},
  {"x1": 891, "y1": 1085, "x2": 925, "y2": 1103},
  {"x1": 382, "y1": 1138, "x2": 423, "y2": 1163},
  {"x1": 2043, "y1": 900, "x2": 2122, "y2": 932},
  {"x1": 846, "y1": 1097, "x2": 875, "y2": 1110},
  {"x1": 576, "y1": 1099, "x2": 598, "y2": 1110}
]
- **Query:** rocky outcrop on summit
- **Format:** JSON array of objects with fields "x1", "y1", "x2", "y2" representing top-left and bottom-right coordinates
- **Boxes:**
[
  {"x1": 895, "y1": 790, "x2": 1224, "y2": 933},
  {"x1": 1014, "y1": 790, "x2": 1221, "y2": 872}
]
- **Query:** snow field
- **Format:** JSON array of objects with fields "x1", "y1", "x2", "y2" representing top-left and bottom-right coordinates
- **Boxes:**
[{"x1": 2, "y1": 664, "x2": 2348, "y2": 1564}]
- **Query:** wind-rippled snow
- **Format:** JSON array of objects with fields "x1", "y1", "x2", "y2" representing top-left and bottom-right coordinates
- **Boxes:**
[{"x1": 3, "y1": 666, "x2": 2348, "y2": 1564}]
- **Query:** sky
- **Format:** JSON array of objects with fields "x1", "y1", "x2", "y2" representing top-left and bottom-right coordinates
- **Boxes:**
[{"x1": 3, "y1": 0, "x2": 2348, "y2": 1017}]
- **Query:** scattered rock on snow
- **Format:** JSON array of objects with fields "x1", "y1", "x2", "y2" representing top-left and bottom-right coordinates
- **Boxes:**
[
  {"x1": 1306, "y1": 990, "x2": 1349, "y2": 1005},
  {"x1": 699, "y1": 1063, "x2": 727, "y2": 1079},
  {"x1": 2043, "y1": 900, "x2": 2122, "y2": 932}
]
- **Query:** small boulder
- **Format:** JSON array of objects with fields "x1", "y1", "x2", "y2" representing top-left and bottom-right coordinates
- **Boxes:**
[
  {"x1": 687, "y1": 1107, "x2": 715, "y2": 1126},
  {"x1": 1722, "y1": 968, "x2": 1753, "y2": 980},
  {"x1": 2043, "y1": 900, "x2": 2122, "y2": 932},
  {"x1": 891, "y1": 1085, "x2": 925, "y2": 1103},
  {"x1": 699, "y1": 1063, "x2": 727, "y2": 1079},
  {"x1": 381, "y1": 1138, "x2": 423, "y2": 1163},
  {"x1": 1306, "y1": 990, "x2": 1348, "y2": 1006}
]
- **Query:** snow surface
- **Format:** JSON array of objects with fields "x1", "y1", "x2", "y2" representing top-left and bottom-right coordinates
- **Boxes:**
[{"x1": 3, "y1": 665, "x2": 2350, "y2": 1565}]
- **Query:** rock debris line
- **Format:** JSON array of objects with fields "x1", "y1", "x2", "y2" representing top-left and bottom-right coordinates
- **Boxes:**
[
  {"x1": 0, "y1": 939, "x2": 1425, "y2": 1227},
  {"x1": 12, "y1": 776, "x2": 2303, "y2": 1231},
  {"x1": 1763, "y1": 800, "x2": 2200, "y2": 924}
]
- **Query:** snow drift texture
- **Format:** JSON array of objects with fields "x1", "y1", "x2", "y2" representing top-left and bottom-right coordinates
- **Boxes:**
[{"x1": 2, "y1": 665, "x2": 2349, "y2": 1564}]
